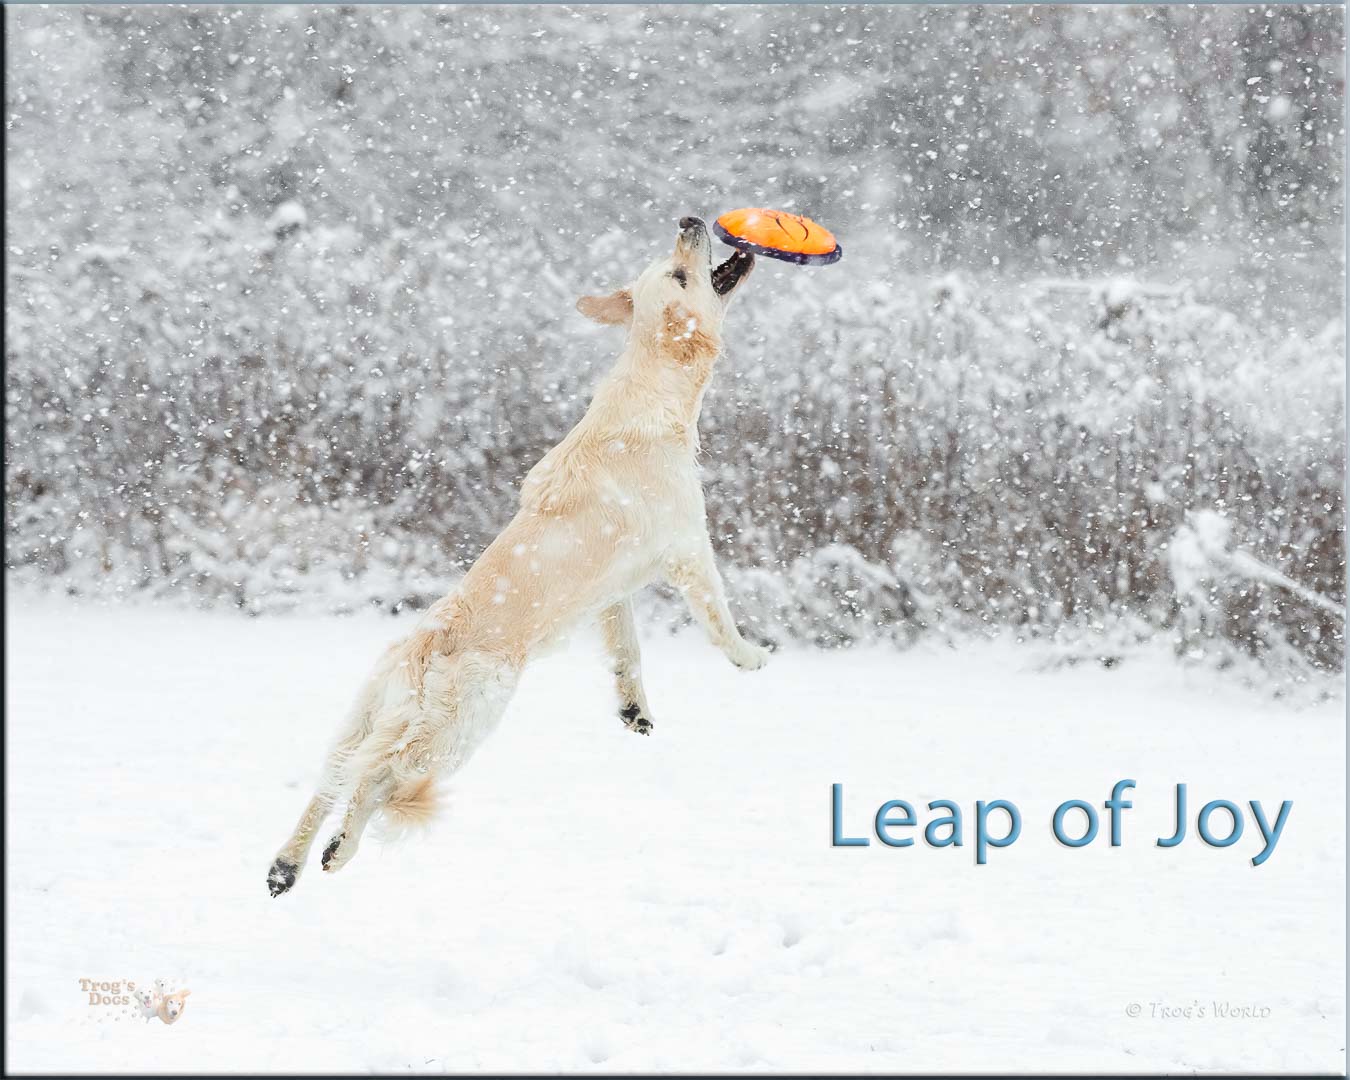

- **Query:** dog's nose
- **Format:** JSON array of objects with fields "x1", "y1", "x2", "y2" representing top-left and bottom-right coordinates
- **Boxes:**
[{"x1": 679, "y1": 216, "x2": 706, "y2": 231}]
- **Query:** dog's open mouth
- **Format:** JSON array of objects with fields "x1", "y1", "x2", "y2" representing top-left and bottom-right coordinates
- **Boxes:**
[{"x1": 711, "y1": 251, "x2": 754, "y2": 296}]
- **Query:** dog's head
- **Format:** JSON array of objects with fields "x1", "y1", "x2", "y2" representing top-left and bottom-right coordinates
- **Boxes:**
[
  {"x1": 159, "y1": 989, "x2": 190, "y2": 1024},
  {"x1": 577, "y1": 216, "x2": 754, "y2": 359}
]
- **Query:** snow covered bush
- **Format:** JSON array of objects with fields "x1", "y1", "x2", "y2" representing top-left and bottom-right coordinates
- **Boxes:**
[{"x1": 4, "y1": 5, "x2": 1344, "y2": 672}]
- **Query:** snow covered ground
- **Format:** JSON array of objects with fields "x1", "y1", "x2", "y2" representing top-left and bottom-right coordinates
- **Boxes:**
[{"x1": 5, "y1": 595, "x2": 1344, "y2": 1073}]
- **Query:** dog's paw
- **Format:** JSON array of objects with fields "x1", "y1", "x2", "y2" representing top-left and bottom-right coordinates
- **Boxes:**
[
  {"x1": 267, "y1": 858, "x2": 298, "y2": 898},
  {"x1": 320, "y1": 832, "x2": 351, "y2": 873},
  {"x1": 619, "y1": 702, "x2": 653, "y2": 736},
  {"x1": 731, "y1": 643, "x2": 771, "y2": 672}
]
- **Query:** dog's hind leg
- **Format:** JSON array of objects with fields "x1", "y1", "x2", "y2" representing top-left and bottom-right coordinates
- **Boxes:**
[
  {"x1": 600, "y1": 598, "x2": 655, "y2": 735},
  {"x1": 267, "y1": 674, "x2": 384, "y2": 897},
  {"x1": 319, "y1": 651, "x2": 521, "y2": 875},
  {"x1": 319, "y1": 768, "x2": 396, "y2": 875},
  {"x1": 267, "y1": 792, "x2": 335, "y2": 897}
]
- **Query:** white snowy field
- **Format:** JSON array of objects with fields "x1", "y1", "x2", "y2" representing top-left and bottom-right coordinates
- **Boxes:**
[{"x1": 5, "y1": 594, "x2": 1345, "y2": 1074}]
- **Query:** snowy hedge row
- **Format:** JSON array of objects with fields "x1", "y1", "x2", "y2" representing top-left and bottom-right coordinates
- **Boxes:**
[{"x1": 6, "y1": 231, "x2": 1343, "y2": 670}]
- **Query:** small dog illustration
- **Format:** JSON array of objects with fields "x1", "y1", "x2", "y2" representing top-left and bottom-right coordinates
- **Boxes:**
[
  {"x1": 132, "y1": 986, "x2": 161, "y2": 1022},
  {"x1": 156, "y1": 988, "x2": 191, "y2": 1025}
]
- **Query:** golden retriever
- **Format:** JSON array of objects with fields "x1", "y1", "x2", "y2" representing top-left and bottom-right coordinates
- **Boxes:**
[{"x1": 268, "y1": 216, "x2": 763, "y2": 895}]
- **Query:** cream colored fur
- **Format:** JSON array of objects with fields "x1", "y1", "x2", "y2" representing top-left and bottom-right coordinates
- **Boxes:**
[{"x1": 268, "y1": 219, "x2": 765, "y2": 895}]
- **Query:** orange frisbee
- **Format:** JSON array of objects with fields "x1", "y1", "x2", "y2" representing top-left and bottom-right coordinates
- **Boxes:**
[{"x1": 714, "y1": 208, "x2": 842, "y2": 265}]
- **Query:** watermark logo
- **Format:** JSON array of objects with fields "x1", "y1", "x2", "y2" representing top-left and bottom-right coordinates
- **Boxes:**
[
  {"x1": 1125, "y1": 1000, "x2": 1271, "y2": 1021},
  {"x1": 80, "y1": 978, "x2": 192, "y2": 1025}
]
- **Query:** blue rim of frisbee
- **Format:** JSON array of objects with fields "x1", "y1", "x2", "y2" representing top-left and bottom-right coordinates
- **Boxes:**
[{"x1": 714, "y1": 220, "x2": 843, "y2": 266}]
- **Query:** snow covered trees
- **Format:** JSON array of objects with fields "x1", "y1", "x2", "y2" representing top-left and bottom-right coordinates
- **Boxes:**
[{"x1": 4, "y1": 6, "x2": 1343, "y2": 670}]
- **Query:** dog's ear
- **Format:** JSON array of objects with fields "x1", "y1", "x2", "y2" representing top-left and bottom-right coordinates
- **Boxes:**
[{"x1": 576, "y1": 288, "x2": 633, "y2": 326}]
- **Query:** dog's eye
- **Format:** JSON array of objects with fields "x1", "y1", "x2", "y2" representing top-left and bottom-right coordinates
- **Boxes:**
[{"x1": 670, "y1": 268, "x2": 687, "y2": 288}]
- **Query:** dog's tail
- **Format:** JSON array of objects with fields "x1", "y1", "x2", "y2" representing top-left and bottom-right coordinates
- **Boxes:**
[
  {"x1": 377, "y1": 773, "x2": 441, "y2": 837},
  {"x1": 386, "y1": 773, "x2": 439, "y2": 825}
]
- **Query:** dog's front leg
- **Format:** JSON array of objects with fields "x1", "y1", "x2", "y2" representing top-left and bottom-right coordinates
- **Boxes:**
[
  {"x1": 599, "y1": 598, "x2": 656, "y2": 735},
  {"x1": 665, "y1": 547, "x2": 769, "y2": 672}
]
